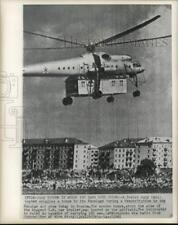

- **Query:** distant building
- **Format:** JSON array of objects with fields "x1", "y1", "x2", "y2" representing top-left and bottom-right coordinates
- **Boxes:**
[
  {"x1": 99, "y1": 138, "x2": 141, "y2": 170},
  {"x1": 112, "y1": 139, "x2": 138, "y2": 170},
  {"x1": 22, "y1": 138, "x2": 86, "y2": 170},
  {"x1": 23, "y1": 136, "x2": 172, "y2": 172},
  {"x1": 88, "y1": 145, "x2": 99, "y2": 169},
  {"x1": 136, "y1": 137, "x2": 172, "y2": 169},
  {"x1": 73, "y1": 144, "x2": 88, "y2": 170},
  {"x1": 99, "y1": 137, "x2": 172, "y2": 170},
  {"x1": 73, "y1": 144, "x2": 98, "y2": 170}
]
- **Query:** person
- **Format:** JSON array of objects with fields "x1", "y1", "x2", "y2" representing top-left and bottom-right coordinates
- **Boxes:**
[{"x1": 53, "y1": 182, "x2": 56, "y2": 190}]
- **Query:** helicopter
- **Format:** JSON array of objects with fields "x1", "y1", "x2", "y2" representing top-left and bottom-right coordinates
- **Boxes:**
[{"x1": 23, "y1": 14, "x2": 171, "y2": 105}]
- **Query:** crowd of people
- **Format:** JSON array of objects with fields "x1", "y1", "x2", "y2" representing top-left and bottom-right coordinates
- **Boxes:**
[{"x1": 22, "y1": 168, "x2": 172, "y2": 194}]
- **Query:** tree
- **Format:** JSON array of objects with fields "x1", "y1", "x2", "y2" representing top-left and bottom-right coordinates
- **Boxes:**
[{"x1": 135, "y1": 159, "x2": 156, "y2": 178}]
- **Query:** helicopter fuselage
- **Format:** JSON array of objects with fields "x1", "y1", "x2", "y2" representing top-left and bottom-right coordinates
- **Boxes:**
[{"x1": 23, "y1": 52, "x2": 144, "y2": 77}]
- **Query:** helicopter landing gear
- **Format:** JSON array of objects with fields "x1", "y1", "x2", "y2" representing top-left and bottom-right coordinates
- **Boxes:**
[
  {"x1": 92, "y1": 90, "x2": 102, "y2": 99},
  {"x1": 132, "y1": 74, "x2": 141, "y2": 97},
  {"x1": 62, "y1": 96, "x2": 73, "y2": 105},
  {"x1": 107, "y1": 95, "x2": 114, "y2": 103},
  {"x1": 133, "y1": 90, "x2": 140, "y2": 97}
]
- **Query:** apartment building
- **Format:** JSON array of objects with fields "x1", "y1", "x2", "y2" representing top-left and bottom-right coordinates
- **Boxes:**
[
  {"x1": 73, "y1": 144, "x2": 99, "y2": 170},
  {"x1": 22, "y1": 138, "x2": 85, "y2": 170},
  {"x1": 136, "y1": 137, "x2": 172, "y2": 169}
]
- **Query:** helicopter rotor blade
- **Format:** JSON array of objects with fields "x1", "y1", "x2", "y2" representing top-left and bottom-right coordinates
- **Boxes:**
[
  {"x1": 95, "y1": 15, "x2": 161, "y2": 46},
  {"x1": 24, "y1": 30, "x2": 85, "y2": 47},
  {"x1": 105, "y1": 34, "x2": 172, "y2": 46},
  {"x1": 24, "y1": 46, "x2": 83, "y2": 50}
]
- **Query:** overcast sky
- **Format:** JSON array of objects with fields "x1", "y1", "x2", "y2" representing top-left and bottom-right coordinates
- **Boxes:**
[{"x1": 23, "y1": 5, "x2": 172, "y2": 146}]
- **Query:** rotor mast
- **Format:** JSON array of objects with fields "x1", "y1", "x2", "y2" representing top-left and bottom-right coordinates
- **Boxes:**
[{"x1": 86, "y1": 42, "x2": 96, "y2": 53}]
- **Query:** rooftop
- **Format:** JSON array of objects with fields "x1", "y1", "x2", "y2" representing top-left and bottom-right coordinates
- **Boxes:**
[
  {"x1": 22, "y1": 137, "x2": 87, "y2": 145},
  {"x1": 99, "y1": 138, "x2": 144, "y2": 150},
  {"x1": 137, "y1": 137, "x2": 172, "y2": 144}
]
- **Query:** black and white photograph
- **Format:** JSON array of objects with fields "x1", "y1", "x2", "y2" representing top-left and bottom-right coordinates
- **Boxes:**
[{"x1": 22, "y1": 3, "x2": 172, "y2": 202}]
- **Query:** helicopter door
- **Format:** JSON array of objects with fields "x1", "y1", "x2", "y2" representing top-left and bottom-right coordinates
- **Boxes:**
[
  {"x1": 80, "y1": 63, "x2": 89, "y2": 75},
  {"x1": 124, "y1": 62, "x2": 133, "y2": 74},
  {"x1": 82, "y1": 63, "x2": 90, "y2": 74}
]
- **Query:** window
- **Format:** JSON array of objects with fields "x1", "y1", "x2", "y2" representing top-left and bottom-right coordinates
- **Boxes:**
[
  {"x1": 102, "y1": 53, "x2": 111, "y2": 61},
  {"x1": 63, "y1": 67, "x2": 65, "y2": 70},
  {"x1": 111, "y1": 80, "x2": 115, "y2": 86},
  {"x1": 73, "y1": 66, "x2": 75, "y2": 70},
  {"x1": 81, "y1": 81, "x2": 85, "y2": 87},
  {"x1": 115, "y1": 65, "x2": 118, "y2": 69},
  {"x1": 58, "y1": 67, "x2": 60, "y2": 70},
  {"x1": 81, "y1": 66, "x2": 83, "y2": 69},
  {"x1": 120, "y1": 80, "x2": 123, "y2": 87},
  {"x1": 68, "y1": 66, "x2": 70, "y2": 70}
]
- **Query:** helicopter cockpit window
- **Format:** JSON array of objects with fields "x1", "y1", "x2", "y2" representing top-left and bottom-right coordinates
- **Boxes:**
[
  {"x1": 102, "y1": 53, "x2": 111, "y2": 61},
  {"x1": 133, "y1": 62, "x2": 141, "y2": 67}
]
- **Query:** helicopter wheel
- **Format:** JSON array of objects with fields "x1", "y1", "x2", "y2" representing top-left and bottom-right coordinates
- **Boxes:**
[
  {"x1": 92, "y1": 90, "x2": 102, "y2": 99},
  {"x1": 62, "y1": 97, "x2": 73, "y2": 105},
  {"x1": 133, "y1": 90, "x2": 140, "y2": 97},
  {"x1": 107, "y1": 95, "x2": 114, "y2": 103}
]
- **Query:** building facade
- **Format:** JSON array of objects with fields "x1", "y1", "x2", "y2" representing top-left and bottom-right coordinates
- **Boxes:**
[
  {"x1": 99, "y1": 137, "x2": 172, "y2": 170},
  {"x1": 23, "y1": 138, "x2": 99, "y2": 171},
  {"x1": 23, "y1": 137, "x2": 172, "y2": 172},
  {"x1": 99, "y1": 138, "x2": 139, "y2": 170},
  {"x1": 72, "y1": 144, "x2": 99, "y2": 170},
  {"x1": 22, "y1": 138, "x2": 85, "y2": 171},
  {"x1": 136, "y1": 137, "x2": 172, "y2": 169}
]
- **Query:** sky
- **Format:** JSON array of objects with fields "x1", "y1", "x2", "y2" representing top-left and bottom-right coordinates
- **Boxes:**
[{"x1": 23, "y1": 5, "x2": 172, "y2": 147}]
